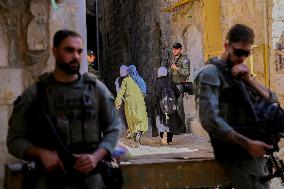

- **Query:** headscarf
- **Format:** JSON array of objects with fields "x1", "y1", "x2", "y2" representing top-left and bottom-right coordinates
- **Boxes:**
[
  {"x1": 128, "y1": 65, "x2": 147, "y2": 94},
  {"x1": 115, "y1": 65, "x2": 129, "y2": 93},
  {"x1": 158, "y1": 67, "x2": 168, "y2": 78},
  {"x1": 120, "y1": 65, "x2": 128, "y2": 77}
]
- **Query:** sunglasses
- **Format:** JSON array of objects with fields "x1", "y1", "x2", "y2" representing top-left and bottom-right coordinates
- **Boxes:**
[{"x1": 231, "y1": 46, "x2": 251, "y2": 58}]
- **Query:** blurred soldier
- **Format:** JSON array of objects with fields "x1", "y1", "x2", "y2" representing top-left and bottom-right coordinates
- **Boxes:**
[
  {"x1": 7, "y1": 29, "x2": 121, "y2": 189},
  {"x1": 194, "y1": 24, "x2": 275, "y2": 189}
]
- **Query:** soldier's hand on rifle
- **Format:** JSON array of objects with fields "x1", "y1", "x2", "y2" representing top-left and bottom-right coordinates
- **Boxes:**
[
  {"x1": 171, "y1": 64, "x2": 179, "y2": 70},
  {"x1": 231, "y1": 63, "x2": 251, "y2": 83},
  {"x1": 246, "y1": 140, "x2": 273, "y2": 158},
  {"x1": 73, "y1": 154, "x2": 99, "y2": 174},
  {"x1": 38, "y1": 149, "x2": 65, "y2": 172}
]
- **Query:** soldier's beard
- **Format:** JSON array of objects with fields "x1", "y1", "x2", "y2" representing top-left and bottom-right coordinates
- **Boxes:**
[{"x1": 57, "y1": 59, "x2": 80, "y2": 75}]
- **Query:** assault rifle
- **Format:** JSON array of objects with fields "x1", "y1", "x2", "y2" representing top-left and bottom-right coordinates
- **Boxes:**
[
  {"x1": 31, "y1": 80, "x2": 122, "y2": 189},
  {"x1": 21, "y1": 115, "x2": 78, "y2": 189},
  {"x1": 41, "y1": 115, "x2": 123, "y2": 189},
  {"x1": 209, "y1": 60, "x2": 284, "y2": 183},
  {"x1": 180, "y1": 81, "x2": 194, "y2": 96},
  {"x1": 42, "y1": 115, "x2": 76, "y2": 174},
  {"x1": 260, "y1": 136, "x2": 284, "y2": 184},
  {"x1": 238, "y1": 80, "x2": 284, "y2": 184}
]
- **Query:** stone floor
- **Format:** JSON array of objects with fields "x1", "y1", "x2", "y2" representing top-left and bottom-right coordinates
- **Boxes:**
[{"x1": 120, "y1": 133, "x2": 284, "y2": 189}]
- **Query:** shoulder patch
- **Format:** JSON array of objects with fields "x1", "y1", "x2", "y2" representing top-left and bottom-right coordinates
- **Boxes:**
[{"x1": 197, "y1": 64, "x2": 221, "y2": 86}]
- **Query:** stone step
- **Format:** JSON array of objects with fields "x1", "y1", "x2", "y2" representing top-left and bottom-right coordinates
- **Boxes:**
[{"x1": 4, "y1": 152, "x2": 232, "y2": 189}]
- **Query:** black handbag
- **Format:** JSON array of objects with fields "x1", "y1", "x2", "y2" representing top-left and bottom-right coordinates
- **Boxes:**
[
  {"x1": 180, "y1": 82, "x2": 194, "y2": 95},
  {"x1": 98, "y1": 158, "x2": 123, "y2": 189},
  {"x1": 21, "y1": 162, "x2": 38, "y2": 189}
]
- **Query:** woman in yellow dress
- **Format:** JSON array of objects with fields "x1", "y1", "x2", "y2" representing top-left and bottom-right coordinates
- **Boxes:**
[{"x1": 115, "y1": 74, "x2": 148, "y2": 144}]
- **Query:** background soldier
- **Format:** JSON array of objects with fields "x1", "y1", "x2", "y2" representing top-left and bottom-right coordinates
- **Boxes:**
[
  {"x1": 87, "y1": 49, "x2": 100, "y2": 79},
  {"x1": 7, "y1": 30, "x2": 121, "y2": 189},
  {"x1": 194, "y1": 24, "x2": 276, "y2": 188},
  {"x1": 169, "y1": 42, "x2": 190, "y2": 133}
]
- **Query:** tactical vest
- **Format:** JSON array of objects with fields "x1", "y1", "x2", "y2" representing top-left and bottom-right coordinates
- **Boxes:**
[
  {"x1": 27, "y1": 73, "x2": 100, "y2": 154},
  {"x1": 208, "y1": 58, "x2": 254, "y2": 161},
  {"x1": 169, "y1": 54, "x2": 190, "y2": 83}
]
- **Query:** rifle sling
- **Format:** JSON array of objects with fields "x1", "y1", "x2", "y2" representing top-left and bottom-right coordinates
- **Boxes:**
[{"x1": 36, "y1": 81, "x2": 72, "y2": 156}]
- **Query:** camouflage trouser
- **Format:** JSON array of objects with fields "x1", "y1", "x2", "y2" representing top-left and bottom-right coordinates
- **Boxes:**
[{"x1": 225, "y1": 157, "x2": 269, "y2": 189}]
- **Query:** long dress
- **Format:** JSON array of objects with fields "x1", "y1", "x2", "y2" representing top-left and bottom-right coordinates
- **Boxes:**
[
  {"x1": 115, "y1": 76, "x2": 148, "y2": 135},
  {"x1": 154, "y1": 76, "x2": 183, "y2": 135},
  {"x1": 115, "y1": 76, "x2": 128, "y2": 130}
]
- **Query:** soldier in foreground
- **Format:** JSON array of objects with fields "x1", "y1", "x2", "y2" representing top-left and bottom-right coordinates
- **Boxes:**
[
  {"x1": 7, "y1": 29, "x2": 121, "y2": 189},
  {"x1": 194, "y1": 24, "x2": 276, "y2": 188}
]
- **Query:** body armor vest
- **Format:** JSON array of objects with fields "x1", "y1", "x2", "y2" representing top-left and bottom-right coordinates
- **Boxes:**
[
  {"x1": 209, "y1": 59, "x2": 253, "y2": 161},
  {"x1": 27, "y1": 73, "x2": 100, "y2": 154}
]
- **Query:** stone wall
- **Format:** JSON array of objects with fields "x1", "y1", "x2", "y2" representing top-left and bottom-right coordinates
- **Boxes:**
[
  {"x1": 100, "y1": 0, "x2": 158, "y2": 93},
  {"x1": 218, "y1": 0, "x2": 284, "y2": 105},
  {"x1": 269, "y1": 0, "x2": 284, "y2": 105},
  {"x1": 0, "y1": 0, "x2": 47, "y2": 183},
  {"x1": 219, "y1": 0, "x2": 270, "y2": 85},
  {"x1": 99, "y1": 0, "x2": 273, "y2": 89},
  {"x1": 100, "y1": 0, "x2": 205, "y2": 94},
  {"x1": 0, "y1": 0, "x2": 87, "y2": 186},
  {"x1": 99, "y1": 0, "x2": 284, "y2": 91}
]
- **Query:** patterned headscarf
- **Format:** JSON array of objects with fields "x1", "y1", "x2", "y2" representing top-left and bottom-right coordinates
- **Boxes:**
[{"x1": 128, "y1": 65, "x2": 147, "y2": 94}]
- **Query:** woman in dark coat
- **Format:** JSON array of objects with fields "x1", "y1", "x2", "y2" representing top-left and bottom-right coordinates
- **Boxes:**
[{"x1": 154, "y1": 67, "x2": 183, "y2": 145}]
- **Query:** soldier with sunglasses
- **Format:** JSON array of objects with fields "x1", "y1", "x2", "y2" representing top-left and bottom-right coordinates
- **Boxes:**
[{"x1": 194, "y1": 24, "x2": 277, "y2": 188}]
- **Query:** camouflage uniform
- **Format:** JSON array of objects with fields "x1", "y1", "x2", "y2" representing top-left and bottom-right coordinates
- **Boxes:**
[
  {"x1": 169, "y1": 54, "x2": 190, "y2": 132},
  {"x1": 7, "y1": 73, "x2": 121, "y2": 189},
  {"x1": 169, "y1": 54, "x2": 190, "y2": 84},
  {"x1": 88, "y1": 63, "x2": 100, "y2": 80},
  {"x1": 194, "y1": 57, "x2": 277, "y2": 189}
]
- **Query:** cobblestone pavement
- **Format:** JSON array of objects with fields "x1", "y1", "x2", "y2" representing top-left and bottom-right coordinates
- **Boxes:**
[{"x1": 120, "y1": 133, "x2": 212, "y2": 156}]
